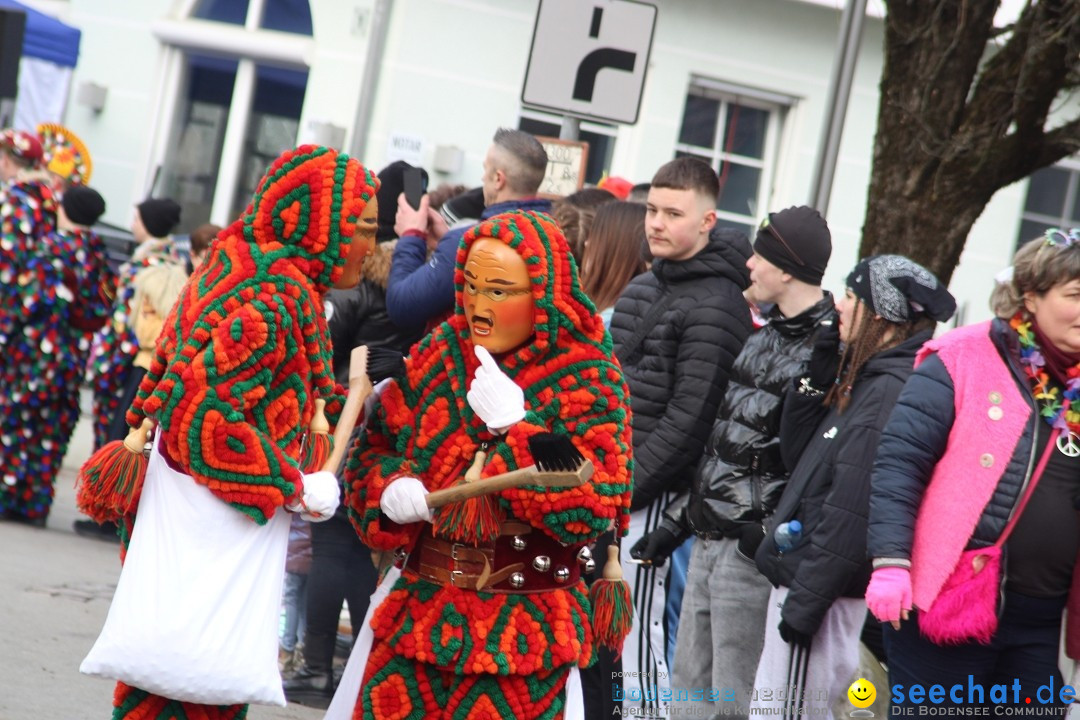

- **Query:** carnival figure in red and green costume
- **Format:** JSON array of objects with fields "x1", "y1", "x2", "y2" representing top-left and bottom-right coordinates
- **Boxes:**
[
  {"x1": 344, "y1": 209, "x2": 634, "y2": 719},
  {"x1": 79, "y1": 144, "x2": 380, "y2": 719}
]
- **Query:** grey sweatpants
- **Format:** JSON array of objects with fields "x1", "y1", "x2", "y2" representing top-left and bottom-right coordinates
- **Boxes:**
[
  {"x1": 670, "y1": 536, "x2": 772, "y2": 720},
  {"x1": 750, "y1": 584, "x2": 865, "y2": 720}
]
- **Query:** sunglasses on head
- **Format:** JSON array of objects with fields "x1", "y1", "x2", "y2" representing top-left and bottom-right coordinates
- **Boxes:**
[
  {"x1": 1043, "y1": 228, "x2": 1080, "y2": 248},
  {"x1": 760, "y1": 216, "x2": 806, "y2": 266}
]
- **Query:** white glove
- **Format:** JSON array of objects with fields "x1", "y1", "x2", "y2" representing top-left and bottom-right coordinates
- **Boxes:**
[
  {"x1": 286, "y1": 470, "x2": 340, "y2": 522},
  {"x1": 380, "y1": 476, "x2": 433, "y2": 524},
  {"x1": 467, "y1": 346, "x2": 526, "y2": 433}
]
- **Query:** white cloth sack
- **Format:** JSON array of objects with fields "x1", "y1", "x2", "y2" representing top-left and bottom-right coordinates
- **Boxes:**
[
  {"x1": 324, "y1": 565, "x2": 401, "y2": 720},
  {"x1": 323, "y1": 565, "x2": 586, "y2": 720},
  {"x1": 80, "y1": 440, "x2": 291, "y2": 706}
]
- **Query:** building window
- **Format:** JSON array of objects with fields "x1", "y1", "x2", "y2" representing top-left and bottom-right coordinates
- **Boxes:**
[
  {"x1": 193, "y1": 0, "x2": 250, "y2": 25},
  {"x1": 517, "y1": 111, "x2": 616, "y2": 187},
  {"x1": 159, "y1": 0, "x2": 312, "y2": 232},
  {"x1": 229, "y1": 65, "x2": 308, "y2": 220},
  {"x1": 193, "y1": 0, "x2": 312, "y2": 34},
  {"x1": 675, "y1": 82, "x2": 786, "y2": 238},
  {"x1": 1017, "y1": 162, "x2": 1080, "y2": 250},
  {"x1": 161, "y1": 54, "x2": 238, "y2": 233}
]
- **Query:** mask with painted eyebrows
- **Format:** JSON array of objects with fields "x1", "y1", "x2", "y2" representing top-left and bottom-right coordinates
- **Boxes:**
[{"x1": 462, "y1": 237, "x2": 536, "y2": 354}]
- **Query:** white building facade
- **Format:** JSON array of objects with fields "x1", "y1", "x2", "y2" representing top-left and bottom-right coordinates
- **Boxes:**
[{"x1": 19, "y1": 0, "x2": 1066, "y2": 324}]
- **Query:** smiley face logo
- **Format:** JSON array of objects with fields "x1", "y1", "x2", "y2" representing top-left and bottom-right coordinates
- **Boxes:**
[{"x1": 848, "y1": 678, "x2": 876, "y2": 709}]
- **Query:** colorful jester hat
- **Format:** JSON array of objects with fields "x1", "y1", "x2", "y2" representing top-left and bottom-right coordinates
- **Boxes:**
[
  {"x1": 37, "y1": 123, "x2": 92, "y2": 185},
  {"x1": 130, "y1": 145, "x2": 378, "y2": 523}
]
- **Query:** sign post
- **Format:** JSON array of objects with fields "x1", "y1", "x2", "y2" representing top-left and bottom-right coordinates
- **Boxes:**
[{"x1": 522, "y1": 0, "x2": 657, "y2": 126}]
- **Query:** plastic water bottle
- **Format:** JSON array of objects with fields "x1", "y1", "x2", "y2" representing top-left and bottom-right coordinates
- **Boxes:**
[{"x1": 774, "y1": 519, "x2": 802, "y2": 553}]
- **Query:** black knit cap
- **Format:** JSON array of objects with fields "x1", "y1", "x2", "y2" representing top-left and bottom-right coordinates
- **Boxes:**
[
  {"x1": 376, "y1": 160, "x2": 429, "y2": 243},
  {"x1": 62, "y1": 185, "x2": 106, "y2": 227},
  {"x1": 753, "y1": 205, "x2": 831, "y2": 285},
  {"x1": 137, "y1": 197, "x2": 182, "y2": 238},
  {"x1": 846, "y1": 254, "x2": 956, "y2": 323}
]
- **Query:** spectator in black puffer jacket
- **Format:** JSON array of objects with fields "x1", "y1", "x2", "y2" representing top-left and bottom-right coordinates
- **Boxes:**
[
  {"x1": 609, "y1": 157, "x2": 753, "y2": 713},
  {"x1": 632, "y1": 206, "x2": 835, "y2": 720}
]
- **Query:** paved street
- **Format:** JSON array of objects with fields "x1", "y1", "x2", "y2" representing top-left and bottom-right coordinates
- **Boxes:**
[{"x1": 0, "y1": 401, "x2": 324, "y2": 720}]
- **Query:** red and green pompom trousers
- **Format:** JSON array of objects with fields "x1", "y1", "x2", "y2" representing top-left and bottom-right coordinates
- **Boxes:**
[
  {"x1": 111, "y1": 682, "x2": 247, "y2": 720},
  {"x1": 355, "y1": 638, "x2": 572, "y2": 720}
]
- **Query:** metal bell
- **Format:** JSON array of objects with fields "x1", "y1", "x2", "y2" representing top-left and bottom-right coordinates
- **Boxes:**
[
  {"x1": 583, "y1": 558, "x2": 596, "y2": 574},
  {"x1": 533, "y1": 555, "x2": 551, "y2": 572},
  {"x1": 578, "y1": 547, "x2": 594, "y2": 568},
  {"x1": 512, "y1": 536, "x2": 527, "y2": 551},
  {"x1": 509, "y1": 572, "x2": 526, "y2": 588},
  {"x1": 554, "y1": 566, "x2": 571, "y2": 583}
]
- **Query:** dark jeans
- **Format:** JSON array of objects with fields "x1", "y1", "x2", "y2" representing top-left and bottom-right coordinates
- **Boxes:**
[
  {"x1": 304, "y1": 512, "x2": 377, "y2": 673},
  {"x1": 883, "y1": 591, "x2": 1067, "y2": 717}
]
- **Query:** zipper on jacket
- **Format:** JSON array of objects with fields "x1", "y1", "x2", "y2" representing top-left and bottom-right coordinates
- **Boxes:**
[
  {"x1": 750, "y1": 453, "x2": 761, "y2": 518},
  {"x1": 1003, "y1": 394, "x2": 1041, "y2": 532}
]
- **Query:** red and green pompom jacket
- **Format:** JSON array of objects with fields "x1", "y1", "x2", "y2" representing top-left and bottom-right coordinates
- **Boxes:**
[
  {"x1": 345, "y1": 209, "x2": 634, "y2": 675},
  {"x1": 128, "y1": 145, "x2": 378, "y2": 524}
]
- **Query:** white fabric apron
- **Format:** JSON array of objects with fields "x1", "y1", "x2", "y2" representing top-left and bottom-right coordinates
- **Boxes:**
[{"x1": 81, "y1": 439, "x2": 291, "y2": 706}]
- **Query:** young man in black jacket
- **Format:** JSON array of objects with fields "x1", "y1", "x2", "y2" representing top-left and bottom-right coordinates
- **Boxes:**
[
  {"x1": 632, "y1": 206, "x2": 834, "y2": 720},
  {"x1": 609, "y1": 157, "x2": 753, "y2": 713}
]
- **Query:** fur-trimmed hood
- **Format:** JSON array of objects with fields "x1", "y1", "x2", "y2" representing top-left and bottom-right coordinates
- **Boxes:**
[{"x1": 362, "y1": 239, "x2": 395, "y2": 290}]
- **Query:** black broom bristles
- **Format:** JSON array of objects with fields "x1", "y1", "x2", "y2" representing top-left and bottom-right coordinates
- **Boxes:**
[{"x1": 527, "y1": 432, "x2": 586, "y2": 472}]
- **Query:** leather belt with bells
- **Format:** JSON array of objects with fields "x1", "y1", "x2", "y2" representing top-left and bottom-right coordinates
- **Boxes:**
[{"x1": 404, "y1": 521, "x2": 584, "y2": 594}]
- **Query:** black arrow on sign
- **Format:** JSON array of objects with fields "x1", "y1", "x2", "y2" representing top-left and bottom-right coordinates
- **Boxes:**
[{"x1": 573, "y1": 7, "x2": 637, "y2": 102}]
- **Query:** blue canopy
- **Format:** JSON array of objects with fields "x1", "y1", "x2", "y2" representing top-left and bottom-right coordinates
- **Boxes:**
[{"x1": 0, "y1": 0, "x2": 80, "y2": 68}]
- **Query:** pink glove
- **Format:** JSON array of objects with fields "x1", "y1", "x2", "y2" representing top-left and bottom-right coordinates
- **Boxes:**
[{"x1": 865, "y1": 566, "x2": 913, "y2": 627}]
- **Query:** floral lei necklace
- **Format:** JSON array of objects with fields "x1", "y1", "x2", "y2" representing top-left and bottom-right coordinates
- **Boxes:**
[{"x1": 1011, "y1": 314, "x2": 1080, "y2": 457}]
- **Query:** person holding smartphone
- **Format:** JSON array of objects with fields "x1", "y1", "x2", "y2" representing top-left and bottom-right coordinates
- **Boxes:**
[{"x1": 387, "y1": 128, "x2": 551, "y2": 330}]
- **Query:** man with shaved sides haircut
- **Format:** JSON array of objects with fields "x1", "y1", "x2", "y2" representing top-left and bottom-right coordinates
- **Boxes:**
[
  {"x1": 388, "y1": 128, "x2": 551, "y2": 329},
  {"x1": 609, "y1": 156, "x2": 753, "y2": 715}
]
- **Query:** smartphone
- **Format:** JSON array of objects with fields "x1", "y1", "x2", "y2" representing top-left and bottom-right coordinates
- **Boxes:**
[{"x1": 404, "y1": 167, "x2": 426, "y2": 211}]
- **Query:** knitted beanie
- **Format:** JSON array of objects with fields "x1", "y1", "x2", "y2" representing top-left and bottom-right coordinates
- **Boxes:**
[
  {"x1": 137, "y1": 198, "x2": 182, "y2": 238},
  {"x1": 753, "y1": 205, "x2": 831, "y2": 285},
  {"x1": 62, "y1": 185, "x2": 106, "y2": 227},
  {"x1": 846, "y1": 254, "x2": 956, "y2": 323}
]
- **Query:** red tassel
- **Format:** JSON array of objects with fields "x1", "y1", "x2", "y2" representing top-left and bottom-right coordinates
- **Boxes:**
[
  {"x1": 301, "y1": 398, "x2": 333, "y2": 472},
  {"x1": 590, "y1": 544, "x2": 633, "y2": 656},
  {"x1": 433, "y1": 448, "x2": 502, "y2": 545},
  {"x1": 434, "y1": 495, "x2": 503, "y2": 545},
  {"x1": 76, "y1": 419, "x2": 153, "y2": 523}
]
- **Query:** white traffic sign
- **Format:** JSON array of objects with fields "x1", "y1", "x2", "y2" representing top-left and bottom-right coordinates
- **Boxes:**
[{"x1": 522, "y1": 0, "x2": 657, "y2": 125}]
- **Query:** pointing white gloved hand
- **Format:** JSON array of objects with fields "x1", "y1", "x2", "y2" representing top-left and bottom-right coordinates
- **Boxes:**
[
  {"x1": 467, "y1": 346, "x2": 526, "y2": 434},
  {"x1": 380, "y1": 476, "x2": 433, "y2": 524},
  {"x1": 286, "y1": 470, "x2": 340, "y2": 522}
]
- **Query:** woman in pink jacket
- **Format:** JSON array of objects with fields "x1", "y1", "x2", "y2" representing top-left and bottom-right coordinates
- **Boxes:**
[{"x1": 867, "y1": 230, "x2": 1080, "y2": 715}]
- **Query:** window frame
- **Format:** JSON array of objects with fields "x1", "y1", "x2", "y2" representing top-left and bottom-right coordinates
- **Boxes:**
[
  {"x1": 1017, "y1": 158, "x2": 1080, "y2": 250},
  {"x1": 675, "y1": 79, "x2": 790, "y2": 233}
]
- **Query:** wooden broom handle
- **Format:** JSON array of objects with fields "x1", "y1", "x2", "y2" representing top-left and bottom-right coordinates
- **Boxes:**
[
  {"x1": 321, "y1": 345, "x2": 372, "y2": 473},
  {"x1": 425, "y1": 460, "x2": 594, "y2": 509}
]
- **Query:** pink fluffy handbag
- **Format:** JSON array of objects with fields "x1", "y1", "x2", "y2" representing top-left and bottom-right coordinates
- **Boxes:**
[
  {"x1": 919, "y1": 547, "x2": 1003, "y2": 644},
  {"x1": 918, "y1": 432, "x2": 1057, "y2": 646}
]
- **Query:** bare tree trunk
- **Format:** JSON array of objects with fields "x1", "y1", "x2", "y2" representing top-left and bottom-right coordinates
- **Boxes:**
[{"x1": 862, "y1": 0, "x2": 1080, "y2": 284}]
